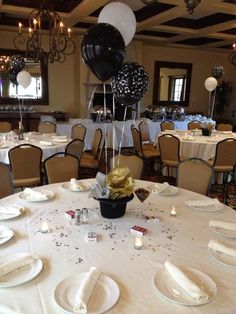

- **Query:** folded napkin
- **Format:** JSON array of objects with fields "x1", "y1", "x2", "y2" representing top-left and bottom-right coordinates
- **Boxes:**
[
  {"x1": 164, "y1": 261, "x2": 208, "y2": 303},
  {"x1": 208, "y1": 239, "x2": 236, "y2": 257},
  {"x1": 74, "y1": 267, "x2": 102, "y2": 313},
  {"x1": 185, "y1": 198, "x2": 219, "y2": 207},
  {"x1": 51, "y1": 135, "x2": 67, "y2": 139},
  {"x1": 183, "y1": 136, "x2": 195, "y2": 141},
  {"x1": 209, "y1": 220, "x2": 236, "y2": 231},
  {"x1": 70, "y1": 179, "x2": 87, "y2": 191},
  {"x1": 0, "y1": 226, "x2": 13, "y2": 239},
  {"x1": 0, "y1": 253, "x2": 39, "y2": 278},
  {"x1": 23, "y1": 188, "x2": 48, "y2": 201},
  {"x1": 0, "y1": 204, "x2": 23, "y2": 216},
  {"x1": 39, "y1": 140, "x2": 53, "y2": 146},
  {"x1": 153, "y1": 182, "x2": 169, "y2": 194},
  {"x1": 52, "y1": 138, "x2": 68, "y2": 143}
]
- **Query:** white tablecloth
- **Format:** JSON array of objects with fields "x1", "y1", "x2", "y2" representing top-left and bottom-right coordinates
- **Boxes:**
[{"x1": 1, "y1": 179, "x2": 236, "y2": 313}]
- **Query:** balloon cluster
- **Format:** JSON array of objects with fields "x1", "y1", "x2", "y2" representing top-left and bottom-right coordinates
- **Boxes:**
[
  {"x1": 81, "y1": 2, "x2": 149, "y2": 106},
  {"x1": 8, "y1": 55, "x2": 31, "y2": 89},
  {"x1": 204, "y1": 65, "x2": 224, "y2": 92}
]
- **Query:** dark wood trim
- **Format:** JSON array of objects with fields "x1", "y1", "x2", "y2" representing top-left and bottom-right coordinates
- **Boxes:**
[{"x1": 153, "y1": 61, "x2": 192, "y2": 107}]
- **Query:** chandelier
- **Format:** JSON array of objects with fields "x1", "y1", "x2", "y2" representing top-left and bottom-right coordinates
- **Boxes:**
[
  {"x1": 229, "y1": 43, "x2": 236, "y2": 67},
  {"x1": 0, "y1": 55, "x2": 10, "y2": 73},
  {"x1": 184, "y1": 0, "x2": 201, "y2": 14},
  {"x1": 14, "y1": 0, "x2": 76, "y2": 64}
]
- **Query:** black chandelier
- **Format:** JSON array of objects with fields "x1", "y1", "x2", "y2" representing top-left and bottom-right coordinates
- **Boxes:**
[
  {"x1": 229, "y1": 43, "x2": 236, "y2": 68},
  {"x1": 184, "y1": 0, "x2": 201, "y2": 14},
  {"x1": 14, "y1": 0, "x2": 76, "y2": 64}
]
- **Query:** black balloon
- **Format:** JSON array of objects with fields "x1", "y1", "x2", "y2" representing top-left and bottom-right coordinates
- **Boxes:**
[
  {"x1": 212, "y1": 65, "x2": 224, "y2": 79},
  {"x1": 81, "y1": 23, "x2": 125, "y2": 82},
  {"x1": 8, "y1": 68, "x2": 18, "y2": 85},
  {"x1": 111, "y1": 62, "x2": 149, "y2": 105},
  {"x1": 10, "y1": 55, "x2": 25, "y2": 73}
]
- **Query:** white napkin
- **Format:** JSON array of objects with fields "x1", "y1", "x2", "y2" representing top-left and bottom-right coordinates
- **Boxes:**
[
  {"x1": 52, "y1": 138, "x2": 68, "y2": 143},
  {"x1": 153, "y1": 182, "x2": 169, "y2": 194},
  {"x1": 23, "y1": 188, "x2": 48, "y2": 201},
  {"x1": 209, "y1": 220, "x2": 236, "y2": 231},
  {"x1": 208, "y1": 239, "x2": 236, "y2": 257},
  {"x1": 51, "y1": 135, "x2": 67, "y2": 139},
  {"x1": 39, "y1": 140, "x2": 53, "y2": 146},
  {"x1": 74, "y1": 267, "x2": 102, "y2": 313},
  {"x1": 0, "y1": 204, "x2": 23, "y2": 216},
  {"x1": 70, "y1": 179, "x2": 87, "y2": 191},
  {"x1": 185, "y1": 198, "x2": 219, "y2": 207},
  {"x1": 0, "y1": 253, "x2": 39, "y2": 278},
  {"x1": 164, "y1": 261, "x2": 208, "y2": 303},
  {"x1": 0, "y1": 226, "x2": 13, "y2": 239}
]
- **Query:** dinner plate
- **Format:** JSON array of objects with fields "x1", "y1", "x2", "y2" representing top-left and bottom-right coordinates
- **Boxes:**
[
  {"x1": 18, "y1": 189, "x2": 55, "y2": 202},
  {"x1": 0, "y1": 253, "x2": 43, "y2": 288},
  {"x1": 52, "y1": 139, "x2": 68, "y2": 143},
  {"x1": 61, "y1": 181, "x2": 92, "y2": 192},
  {"x1": 54, "y1": 273, "x2": 120, "y2": 314},
  {"x1": 182, "y1": 137, "x2": 196, "y2": 141},
  {"x1": 149, "y1": 184, "x2": 178, "y2": 196},
  {"x1": 0, "y1": 226, "x2": 14, "y2": 245},
  {"x1": 185, "y1": 201, "x2": 223, "y2": 212},
  {"x1": 0, "y1": 206, "x2": 24, "y2": 221},
  {"x1": 209, "y1": 221, "x2": 236, "y2": 238},
  {"x1": 154, "y1": 266, "x2": 217, "y2": 306},
  {"x1": 208, "y1": 248, "x2": 236, "y2": 269}
]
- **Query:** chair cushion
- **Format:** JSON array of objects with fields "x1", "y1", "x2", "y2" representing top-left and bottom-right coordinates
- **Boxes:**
[
  {"x1": 82, "y1": 151, "x2": 94, "y2": 159},
  {"x1": 143, "y1": 150, "x2": 160, "y2": 158},
  {"x1": 13, "y1": 177, "x2": 41, "y2": 187},
  {"x1": 142, "y1": 143, "x2": 156, "y2": 150},
  {"x1": 80, "y1": 157, "x2": 99, "y2": 169},
  {"x1": 162, "y1": 159, "x2": 179, "y2": 167}
]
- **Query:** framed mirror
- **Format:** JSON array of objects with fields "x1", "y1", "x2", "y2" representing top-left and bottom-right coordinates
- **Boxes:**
[
  {"x1": 0, "y1": 48, "x2": 49, "y2": 106},
  {"x1": 153, "y1": 61, "x2": 192, "y2": 107}
]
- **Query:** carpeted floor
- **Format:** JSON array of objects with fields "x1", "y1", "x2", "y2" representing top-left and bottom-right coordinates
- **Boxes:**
[{"x1": 80, "y1": 149, "x2": 236, "y2": 210}]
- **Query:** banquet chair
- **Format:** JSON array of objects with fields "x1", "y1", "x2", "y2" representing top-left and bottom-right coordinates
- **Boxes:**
[
  {"x1": 0, "y1": 162, "x2": 14, "y2": 198},
  {"x1": 188, "y1": 120, "x2": 201, "y2": 130},
  {"x1": 177, "y1": 158, "x2": 213, "y2": 195},
  {"x1": 44, "y1": 153, "x2": 79, "y2": 184},
  {"x1": 0, "y1": 121, "x2": 12, "y2": 132},
  {"x1": 138, "y1": 121, "x2": 155, "y2": 150},
  {"x1": 160, "y1": 120, "x2": 175, "y2": 132},
  {"x1": 208, "y1": 138, "x2": 236, "y2": 202},
  {"x1": 158, "y1": 134, "x2": 182, "y2": 177},
  {"x1": 110, "y1": 154, "x2": 143, "y2": 179},
  {"x1": 216, "y1": 123, "x2": 233, "y2": 132},
  {"x1": 71, "y1": 123, "x2": 86, "y2": 141},
  {"x1": 81, "y1": 129, "x2": 102, "y2": 160},
  {"x1": 65, "y1": 139, "x2": 84, "y2": 161},
  {"x1": 38, "y1": 121, "x2": 56, "y2": 134},
  {"x1": 8, "y1": 144, "x2": 42, "y2": 188}
]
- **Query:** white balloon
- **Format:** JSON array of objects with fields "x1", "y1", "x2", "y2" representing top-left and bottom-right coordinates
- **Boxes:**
[
  {"x1": 204, "y1": 77, "x2": 217, "y2": 92},
  {"x1": 98, "y1": 2, "x2": 136, "y2": 46},
  {"x1": 17, "y1": 71, "x2": 32, "y2": 89}
]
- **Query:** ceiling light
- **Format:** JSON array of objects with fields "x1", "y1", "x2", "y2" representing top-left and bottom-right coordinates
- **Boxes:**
[
  {"x1": 229, "y1": 43, "x2": 236, "y2": 67},
  {"x1": 184, "y1": 0, "x2": 201, "y2": 14}
]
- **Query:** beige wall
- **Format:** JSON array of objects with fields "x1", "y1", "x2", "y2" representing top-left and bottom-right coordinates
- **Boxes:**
[{"x1": 1, "y1": 28, "x2": 236, "y2": 119}]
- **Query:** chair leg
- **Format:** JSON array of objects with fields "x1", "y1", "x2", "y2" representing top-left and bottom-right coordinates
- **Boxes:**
[{"x1": 223, "y1": 172, "x2": 228, "y2": 204}]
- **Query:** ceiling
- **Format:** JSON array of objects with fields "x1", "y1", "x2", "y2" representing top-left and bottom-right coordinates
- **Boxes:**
[{"x1": 1, "y1": 0, "x2": 236, "y2": 52}]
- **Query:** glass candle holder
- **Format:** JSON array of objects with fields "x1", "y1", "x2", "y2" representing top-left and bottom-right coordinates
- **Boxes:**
[
  {"x1": 170, "y1": 206, "x2": 177, "y2": 217},
  {"x1": 134, "y1": 235, "x2": 143, "y2": 250},
  {"x1": 40, "y1": 222, "x2": 49, "y2": 233}
]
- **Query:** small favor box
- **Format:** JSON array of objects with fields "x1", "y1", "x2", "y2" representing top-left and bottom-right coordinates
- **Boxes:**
[
  {"x1": 144, "y1": 216, "x2": 160, "y2": 223},
  {"x1": 65, "y1": 210, "x2": 75, "y2": 219},
  {"x1": 130, "y1": 225, "x2": 147, "y2": 236},
  {"x1": 86, "y1": 232, "x2": 97, "y2": 243}
]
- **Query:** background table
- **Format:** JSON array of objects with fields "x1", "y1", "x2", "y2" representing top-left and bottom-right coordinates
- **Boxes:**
[{"x1": 0, "y1": 180, "x2": 236, "y2": 313}]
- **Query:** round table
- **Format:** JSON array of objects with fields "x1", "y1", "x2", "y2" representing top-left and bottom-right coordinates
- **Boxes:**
[{"x1": 0, "y1": 179, "x2": 236, "y2": 314}]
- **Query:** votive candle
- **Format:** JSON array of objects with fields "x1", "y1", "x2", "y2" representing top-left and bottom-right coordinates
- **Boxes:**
[
  {"x1": 170, "y1": 206, "x2": 177, "y2": 217},
  {"x1": 134, "y1": 235, "x2": 143, "y2": 250},
  {"x1": 41, "y1": 222, "x2": 49, "y2": 233}
]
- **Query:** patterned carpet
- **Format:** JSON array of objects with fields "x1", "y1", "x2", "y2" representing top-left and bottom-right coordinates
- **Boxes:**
[{"x1": 80, "y1": 149, "x2": 236, "y2": 210}]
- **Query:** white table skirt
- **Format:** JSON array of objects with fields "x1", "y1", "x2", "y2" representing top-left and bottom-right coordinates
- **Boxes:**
[{"x1": 1, "y1": 179, "x2": 236, "y2": 313}]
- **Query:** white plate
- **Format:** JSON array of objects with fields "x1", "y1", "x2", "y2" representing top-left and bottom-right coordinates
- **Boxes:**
[
  {"x1": 54, "y1": 273, "x2": 120, "y2": 314},
  {"x1": 0, "y1": 144, "x2": 9, "y2": 149},
  {"x1": 182, "y1": 138, "x2": 196, "y2": 141},
  {"x1": 0, "y1": 206, "x2": 24, "y2": 221},
  {"x1": 52, "y1": 139, "x2": 68, "y2": 143},
  {"x1": 154, "y1": 266, "x2": 217, "y2": 306},
  {"x1": 185, "y1": 201, "x2": 223, "y2": 212},
  {"x1": 0, "y1": 226, "x2": 14, "y2": 245},
  {"x1": 209, "y1": 221, "x2": 236, "y2": 238},
  {"x1": 18, "y1": 189, "x2": 55, "y2": 202},
  {"x1": 0, "y1": 253, "x2": 43, "y2": 288},
  {"x1": 208, "y1": 248, "x2": 236, "y2": 269},
  {"x1": 61, "y1": 181, "x2": 92, "y2": 192},
  {"x1": 149, "y1": 184, "x2": 178, "y2": 196}
]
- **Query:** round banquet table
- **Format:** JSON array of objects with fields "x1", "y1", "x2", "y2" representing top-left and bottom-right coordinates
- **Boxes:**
[{"x1": 0, "y1": 179, "x2": 236, "y2": 314}]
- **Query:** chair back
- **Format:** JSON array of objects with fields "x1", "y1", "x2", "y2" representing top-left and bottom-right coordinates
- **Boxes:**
[
  {"x1": 213, "y1": 138, "x2": 236, "y2": 167},
  {"x1": 44, "y1": 153, "x2": 79, "y2": 184},
  {"x1": 38, "y1": 121, "x2": 56, "y2": 134},
  {"x1": 160, "y1": 120, "x2": 174, "y2": 131},
  {"x1": 8, "y1": 144, "x2": 42, "y2": 187},
  {"x1": 0, "y1": 162, "x2": 14, "y2": 198},
  {"x1": 216, "y1": 123, "x2": 233, "y2": 132},
  {"x1": 0, "y1": 122, "x2": 12, "y2": 132},
  {"x1": 177, "y1": 158, "x2": 213, "y2": 195},
  {"x1": 139, "y1": 121, "x2": 151, "y2": 142},
  {"x1": 92, "y1": 129, "x2": 103, "y2": 158},
  {"x1": 71, "y1": 124, "x2": 86, "y2": 141},
  {"x1": 110, "y1": 154, "x2": 143, "y2": 179},
  {"x1": 188, "y1": 120, "x2": 201, "y2": 130},
  {"x1": 131, "y1": 127, "x2": 142, "y2": 154},
  {"x1": 66, "y1": 139, "x2": 84, "y2": 161},
  {"x1": 158, "y1": 134, "x2": 180, "y2": 163}
]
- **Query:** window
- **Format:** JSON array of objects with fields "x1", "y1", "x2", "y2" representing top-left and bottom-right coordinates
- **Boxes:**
[{"x1": 168, "y1": 75, "x2": 186, "y2": 101}]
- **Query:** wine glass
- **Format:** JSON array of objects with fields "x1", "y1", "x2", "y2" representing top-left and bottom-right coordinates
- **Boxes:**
[{"x1": 134, "y1": 188, "x2": 151, "y2": 217}]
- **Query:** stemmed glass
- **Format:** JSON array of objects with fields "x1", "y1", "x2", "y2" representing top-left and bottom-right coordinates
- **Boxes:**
[{"x1": 134, "y1": 188, "x2": 151, "y2": 217}]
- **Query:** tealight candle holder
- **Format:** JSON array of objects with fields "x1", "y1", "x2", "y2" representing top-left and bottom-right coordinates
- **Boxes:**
[
  {"x1": 134, "y1": 235, "x2": 143, "y2": 250},
  {"x1": 170, "y1": 206, "x2": 177, "y2": 217},
  {"x1": 40, "y1": 222, "x2": 49, "y2": 233}
]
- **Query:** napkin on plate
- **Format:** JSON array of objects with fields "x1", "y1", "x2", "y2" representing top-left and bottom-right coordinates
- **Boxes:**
[
  {"x1": 51, "y1": 135, "x2": 67, "y2": 139},
  {"x1": 209, "y1": 220, "x2": 236, "y2": 231},
  {"x1": 0, "y1": 204, "x2": 23, "y2": 216},
  {"x1": 39, "y1": 140, "x2": 53, "y2": 146},
  {"x1": 0, "y1": 226, "x2": 13, "y2": 239},
  {"x1": 153, "y1": 182, "x2": 169, "y2": 194},
  {"x1": 185, "y1": 198, "x2": 219, "y2": 207},
  {"x1": 0, "y1": 253, "x2": 39, "y2": 278},
  {"x1": 164, "y1": 260, "x2": 209, "y2": 303},
  {"x1": 23, "y1": 188, "x2": 48, "y2": 201},
  {"x1": 74, "y1": 267, "x2": 102, "y2": 313},
  {"x1": 70, "y1": 179, "x2": 87, "y2": 191},
  {"x1": 208, "y1": 239, "x2": 236, "y2": 257}
]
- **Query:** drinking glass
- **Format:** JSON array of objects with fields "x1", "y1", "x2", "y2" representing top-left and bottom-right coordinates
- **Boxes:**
[{"x1": 134, "y1": 188, "x2": 151, "y2": 217}]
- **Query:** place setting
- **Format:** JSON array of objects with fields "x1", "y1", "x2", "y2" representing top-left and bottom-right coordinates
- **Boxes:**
[
  {"x1": 61, "y1": 178, "x2": 93, "y2": 193},
  {"x1": 18, "y1": 188, "x2": 55, "y2": 202},
  {"x1": 0, "y1": 225, "x2": 14, "y2": 245},
  {"x1": 184, "y1": 198, "x2": 224, "y2": 212},
  {"x1": 208, "y1": 239, "x2": 236, "y2": 269},
  {"x1": 0, "y1": 204, "x2": 25, "y2": 220},
  {"x1": 148, "y1": 182, "x2": 178, "y2": 196},
  {"x1": 209, "y1": 219, "x2": 236, "y2": 238}
]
